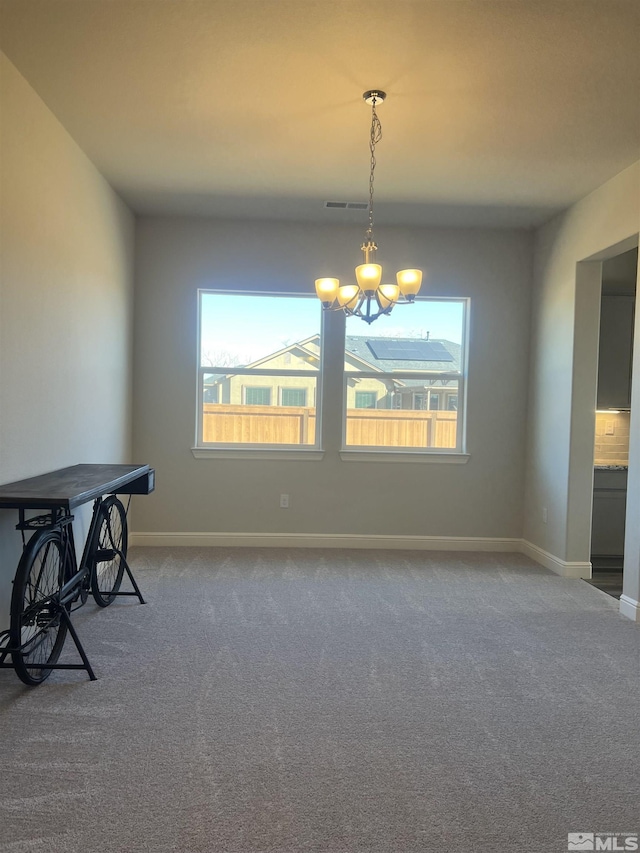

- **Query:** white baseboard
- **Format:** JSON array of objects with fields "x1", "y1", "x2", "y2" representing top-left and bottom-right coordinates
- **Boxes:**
[
  {"x1": 129, "y1": 532, "x2": 594, "y2": 579},
  {"x1": 619, "y1": 594, "x2": 640, "y2": 622},
  {"x1": 130, "y1": 531, "x2": 522, "y2": 552},
  {"x1": 518, "y1": 540, "x2": 592, "y2": 578}
]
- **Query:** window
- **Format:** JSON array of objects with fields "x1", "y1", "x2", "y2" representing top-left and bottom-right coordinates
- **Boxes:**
[
  {"x1": 355, "y1": 391, "x2": 378, "y2": 409},
  {"x1": 198, "y1": 292, "x2": 320, "y2": 448},
  {"x1": 344, "y1": 299, "x2": 467, "y2": 451},
  {"x1": 197, "y1": 292, "x2": 467, "y2": 458},
  {"x1": 245, "y1": 387, "x2": 271, "y2": 405},
  {"x1": 281, "y1": 387, "x2": 307, "y2": 407}
]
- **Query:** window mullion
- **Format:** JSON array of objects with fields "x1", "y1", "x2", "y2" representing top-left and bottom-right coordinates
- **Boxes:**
[{"x1": 320, "y1": 309, "x2": 346, "y2": 453}]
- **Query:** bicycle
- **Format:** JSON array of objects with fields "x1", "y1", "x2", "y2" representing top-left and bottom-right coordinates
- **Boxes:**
[{"x1": 0, "y1": 464, "x2": 153, "y2": 686}]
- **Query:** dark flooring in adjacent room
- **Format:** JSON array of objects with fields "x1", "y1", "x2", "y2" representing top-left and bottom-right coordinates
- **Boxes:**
[{"x1": 584, "y1": 570, "x2": 624, "y2": 599}]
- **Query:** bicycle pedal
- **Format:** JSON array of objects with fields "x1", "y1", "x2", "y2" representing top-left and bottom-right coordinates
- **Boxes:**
[{"x1": 94, "y1": 548, "x2": 117, "y2": 562}]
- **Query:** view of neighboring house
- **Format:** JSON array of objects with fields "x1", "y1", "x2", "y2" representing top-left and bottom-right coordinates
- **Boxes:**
[
  {"x1": 344, "y1": 336, "x2": 461, "y2": 411},
  {"x1": 203, "y1": 334, "x2": 321, "y2": 407},
  {"x1": 204, "y1": 335, "x2": 461, "y2": 411}
]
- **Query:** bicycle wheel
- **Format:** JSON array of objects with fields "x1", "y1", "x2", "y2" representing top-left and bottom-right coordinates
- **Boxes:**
[
  {"x1": 90, "y1": 496, "x2": 128, "y2": 607},
  {"x1": 10, "y1": 530, "x2": 69, "y2": 686}
]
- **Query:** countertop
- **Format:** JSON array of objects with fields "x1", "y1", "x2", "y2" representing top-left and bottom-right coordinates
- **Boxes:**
[{"x1": 594, "y1": 464, "x2": 628, "y2": 471}]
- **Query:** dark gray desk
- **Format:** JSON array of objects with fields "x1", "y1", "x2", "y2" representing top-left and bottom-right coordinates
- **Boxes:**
[
  {"x1": 0, "y1": 463, "x2": 154, "y2": 511},
  {"x1": 0, "y1": 463, "x2": 154, "y2": 683}
]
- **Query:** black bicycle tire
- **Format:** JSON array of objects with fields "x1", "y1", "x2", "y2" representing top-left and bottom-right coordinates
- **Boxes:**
[
  {"x1": 90, "y1": 496, "x2": 128, "y2": 607},
  {"x1": 10, "y1": 530, "x2": 70, "y2": 686}
]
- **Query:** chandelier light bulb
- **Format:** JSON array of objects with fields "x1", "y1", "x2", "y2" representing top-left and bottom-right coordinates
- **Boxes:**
[
  {"x1": 315, "y1": 277, "x2": 340, "y2": 306},
  {"x1": 337, "y1": 284, "x2": 360, "y2": 308},
  {"x1": 396, "y1": 269, "x2": 423, "y2": 299},
  {"x1": 355, "y1": 263, "x2": 382, "y2": 293},
  {"x1": 378, "y1": 284, "x2": 400, "y2": 309}
]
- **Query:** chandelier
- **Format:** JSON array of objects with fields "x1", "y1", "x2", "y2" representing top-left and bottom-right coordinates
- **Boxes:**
[{"x1": 315, "y1": 90, "x2": 423, "y2": 324}]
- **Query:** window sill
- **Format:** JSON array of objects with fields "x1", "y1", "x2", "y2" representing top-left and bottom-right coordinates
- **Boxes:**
[
  {"x1": 192, "y1": 447, "x2": 468, "y2": 464},
  {"x1": 192, "y1": 447, "x2": 325, "y2": 461},
  {"x1": 339, "y1": 450, "x2": 470, "y2": 464}
]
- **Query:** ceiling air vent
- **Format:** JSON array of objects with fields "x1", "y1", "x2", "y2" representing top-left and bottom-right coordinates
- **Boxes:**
[{"x1": 324, "y1": 201, "x2": 368, "y2": 210}]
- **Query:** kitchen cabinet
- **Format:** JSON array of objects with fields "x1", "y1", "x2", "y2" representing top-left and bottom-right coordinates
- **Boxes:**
[
  {"x1": 591, "y1": 468, "x2": 627, "y2": 568},
  {"x1": 597, "y1": 295, "x2": 635, "y2": 409}
]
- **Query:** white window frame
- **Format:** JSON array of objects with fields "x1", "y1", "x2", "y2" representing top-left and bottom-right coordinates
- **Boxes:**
[
  {"x1": 195, "y1": 290, "x2": 324, "y2": 458},
  {"x1": 341, "y1": 297, "x2": 469, "y2": 457},
  {"x1": 194, "y1": 292, "x2": 469, "y2": 463}
]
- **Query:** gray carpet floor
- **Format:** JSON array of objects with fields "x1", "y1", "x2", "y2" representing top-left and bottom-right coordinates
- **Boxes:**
[{"x1": 0, "y1": 548, "x2": 639, "y2": 853}]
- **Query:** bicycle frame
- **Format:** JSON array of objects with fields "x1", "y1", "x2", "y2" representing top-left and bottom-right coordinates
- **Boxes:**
[
  {"x1": 0, "y1": 494, "x2": 144, "y2": 682},
  {"x1": 57, "y1": 499, "x2": 105, "y2": 606}
]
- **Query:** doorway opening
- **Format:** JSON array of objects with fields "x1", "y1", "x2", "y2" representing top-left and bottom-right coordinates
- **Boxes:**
[{"x1": 586, "y1": 247, "x2": 637, "y2": 599}]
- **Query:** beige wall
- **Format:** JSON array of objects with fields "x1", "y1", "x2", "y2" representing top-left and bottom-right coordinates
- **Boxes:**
[
  {"x1": 133, "y1": 216, "x2": 532, "y2": 540},
  {"x1": 0, "y1": 54, "x2": 135, "y2": 626},
  {"x1": 524, "y1": 161, "x2": 639, "y2": 581}
]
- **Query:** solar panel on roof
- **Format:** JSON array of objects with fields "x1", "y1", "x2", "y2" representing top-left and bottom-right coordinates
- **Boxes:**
[{"x1": 366, "y1": 340, "x2": 454, "y2": 362}]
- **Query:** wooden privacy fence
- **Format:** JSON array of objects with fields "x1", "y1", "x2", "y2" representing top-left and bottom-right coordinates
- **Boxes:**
[
  {"x1": 203, "y1": 404, "x2": 457, "y2": 448},
  {"x1": 346, "y1": 408, "x2": 457, "y2": 448},
  {"x1": 203, "y1": 404, "x2": 317, "y2": 444}
]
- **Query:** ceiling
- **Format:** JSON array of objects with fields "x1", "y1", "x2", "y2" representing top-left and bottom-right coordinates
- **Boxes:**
[{"x1": 1, "y1": 0, "x2": 639, "y2": 228}]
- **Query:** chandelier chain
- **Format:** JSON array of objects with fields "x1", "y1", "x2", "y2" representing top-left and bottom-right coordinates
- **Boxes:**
[
  {"x1": 313, "y1": 89, "x2": 422, "y2": 324},
  {"x1": 366, "y1": 97, "x2": 383, "y2": 243}
]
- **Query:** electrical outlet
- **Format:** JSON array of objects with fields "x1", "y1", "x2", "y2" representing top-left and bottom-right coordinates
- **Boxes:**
[
  {"x1": 605, "y1": 421, "x2": 615, "y2": 436},
  {"x1": 280, "y1": 494, "x2": 289, "y2": 508},
  {"x1": 542, "y1": 506, "x2": 548, "y2": 524}
]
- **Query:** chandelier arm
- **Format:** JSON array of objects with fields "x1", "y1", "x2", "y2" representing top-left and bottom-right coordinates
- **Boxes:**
[
  {"x1": 343, "y1": 291, "x2": 366, "y2": 318},
  {"x1": 363, "y1": 292, "x2": 383, "y2": 325},
  {"x1": 361, "y1": 302, "x2": 382, "y2": 325},
  {"x1": 370, "y1": 291, "x2": 394, "y2": 323},
  {"x1": 374, "y1": 289, "x2": 394, "y2": 318}
]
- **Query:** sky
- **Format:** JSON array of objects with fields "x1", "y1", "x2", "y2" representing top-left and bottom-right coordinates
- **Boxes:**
[{"x1": 200, "y1": 292, "x2": 465, "y2": 366}]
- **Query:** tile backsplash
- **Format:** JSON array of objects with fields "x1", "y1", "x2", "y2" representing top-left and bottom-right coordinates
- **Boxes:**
[{"x1": 594, "y1": 411, "x2": 630, "y2": 465}]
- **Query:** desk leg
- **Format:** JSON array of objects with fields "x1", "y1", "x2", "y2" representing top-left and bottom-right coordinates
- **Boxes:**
[
  {"x1": 60, "y1": 608, "x2": 97, "y2": 681},
  {"x1": 122, "y1": 558, "x2": 146, "y2": 604}
]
